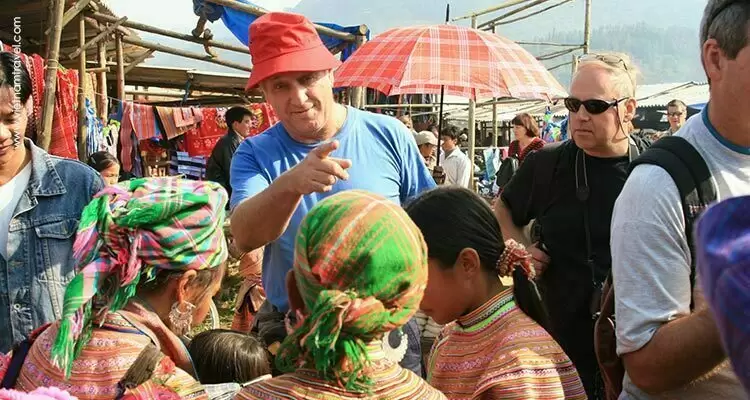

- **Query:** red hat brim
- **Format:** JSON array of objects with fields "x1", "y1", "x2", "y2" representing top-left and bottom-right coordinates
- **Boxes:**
[{"x1": 246, "y1": 44, "x2": 342, "y2": 92}]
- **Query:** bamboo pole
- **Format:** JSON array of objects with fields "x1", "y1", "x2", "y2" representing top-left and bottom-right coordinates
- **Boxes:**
[
  {"x1": 39, "y1": 0, "x2": 66, "y2": 151},
  {"x1": 491, "y1": 0, "x2": 573, "y2": 27},
  {"x1": 349, "y1": 34, "x2": 367, "y2": 109},
  {"x1": 69, "y1": 16, "x2": 127, "y2": 60},
  {"x1": 453, "y1": 0, "x2": 532, "y2": 21},
  {"x1": 477, "y1": 0, "x2": 552, "y2": 29},
  {"x1": 84, "y1": 16, "x2": 130, "y2": 36},
  {"x1": 97, "y1": 39, "x2": 108, "y2": 120},
  {"x1": 120, "y1": 35, "x2": 252, "y2": 72},
  {"x1": 491, "y1": 26, "x2": 498, "y2": 148},
  {"x1": 77, "y1": 15, "x2": 87, "y2": 162},
  {"x1": 516, "y1": 41, "x2": 581, "y2": 47},
  {"x1": 537, "y1": 46, "x2": 581, "y2": 61},
  {"x1": 468, "y1": 16, "x2": 477, "y2": 189},
  {"x1": 115, "y1": 34, "x2": 125, "y2": 102},
  {"x1": 205, "y1": 0, "x2": 356, "y2": 42},
  {"x1": 124, "y1": 49, "x2": 155, "y2": 75},
  {"x1": 45, "y1": 0, "x2": 92, "y2": 35},
  {"x1": 90, "y1": 12, "x2": 249, "y2": 55},
  {"x1": 583, "y1": 0, "x2": 592, "y2": 54},
  {"x1": 362, "y1": 103, "x2": 471, "y2": 109},
  {"x1": 571, "y1": 53, "x2": 579, "y2": 77},
  {"x1": 548, "y1": 60, "x2": 573, "y2": 71}
]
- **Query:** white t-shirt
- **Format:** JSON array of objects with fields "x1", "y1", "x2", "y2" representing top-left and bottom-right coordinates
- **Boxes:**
[
  {"x1": 611, "y1": 109, "x2": 750, "y2": 399},
  {"x1": 0, "y1": 162, "x2": 32, "y2": 260},
  {"x1": 439, "y1": 148, "x2": 471, "y2": 187}
]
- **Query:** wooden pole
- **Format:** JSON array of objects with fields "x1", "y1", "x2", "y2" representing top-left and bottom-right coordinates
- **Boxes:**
[
  {"x1": 45, "y1": 0, "x2": 93, "y2": 35},
  {"x1": 77, "y1": 14, "x2": 88, "y2": 162},
  {"x1": 68, "y1": 16, "x2": 127, "y2": 60},
  {"x1": 571, "y1": 53, "x2": 579, "y2": 77},
  {"x1": 491, "y1": 26, "x2": 498, "y2": 148},
  {"x1": 349, "y1": 34, "x2": 367, "y2": 109},
  {"x1": 452, "y1": 0, "x2": 532, "y2": 21},
  {"x1": 477, "y1": 0, "x2": 552, "y2": 29},
  {"x1": 516, "y1": 40, "x2": 582, "y2": 47},
  {"x1": 205, "y1": 0, "x2": 356, "y2": 42},
  {"x1": 468, "y1": 16, "x2": 477, "y2": 189},
  {"x1": 97, "y1": 39, "x2": 108, "y2": 121},
  {"x1": 583, "y1": 0, "x2": 592, "y2": 54},
  {"x1": 491, "y1": 0, "x2": 573, "y2": 27},
  {"x1": 120, "y1": 35, "x2": 252, "y2": 72},
  {"x1": 124, "y1": 49, "x2": 155, "y2": 75},
  {"x1": 115, "y1": 34, "x2": 125, "y2": 102},
  {"x1": 39, "y1": 0, "x2": 66, "y2": 151},
  {"x1": 90, "y1": 12, "x2": 248, "y2": 55}
]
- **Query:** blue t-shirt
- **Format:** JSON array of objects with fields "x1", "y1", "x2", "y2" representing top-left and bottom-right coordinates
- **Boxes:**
[{"x1": 230, "y1": 106, "x2": 436, "y2": 311}]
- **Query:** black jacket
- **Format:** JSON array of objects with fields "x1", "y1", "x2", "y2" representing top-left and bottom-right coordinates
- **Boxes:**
[{"x1": 205, "y1": 130, "x2": 243, "y2": 201}]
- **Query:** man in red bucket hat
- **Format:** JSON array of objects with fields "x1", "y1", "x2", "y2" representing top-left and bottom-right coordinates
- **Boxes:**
[{"x1": 229, "y1": 12, "x2": 435, "y2": 376}]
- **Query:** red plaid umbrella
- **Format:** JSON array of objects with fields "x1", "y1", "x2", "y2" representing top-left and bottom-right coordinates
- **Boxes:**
[{"x1": 334, "y1": 25, "x2": 567, "y2": 101}]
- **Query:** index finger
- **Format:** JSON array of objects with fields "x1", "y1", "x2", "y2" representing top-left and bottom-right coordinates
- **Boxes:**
[{"x1": 311, "y1": 140, "x2": 339, "y2": 159}]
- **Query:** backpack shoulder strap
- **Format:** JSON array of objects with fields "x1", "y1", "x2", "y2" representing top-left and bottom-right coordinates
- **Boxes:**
[{"x1": 629, "y1": 136, "x2": 717, "y2": 309}]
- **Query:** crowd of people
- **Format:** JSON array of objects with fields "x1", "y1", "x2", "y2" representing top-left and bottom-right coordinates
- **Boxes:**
[{"x1": 0, "y1": 1, "x2": 748, "y2": 399}]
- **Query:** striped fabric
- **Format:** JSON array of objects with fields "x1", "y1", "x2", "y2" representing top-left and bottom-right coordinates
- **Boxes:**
[
  {"x1": 696, "y1": 195, "x2": 750, "y2": 394},
  {"x1": 274, "y1": 190, "x2": 429, "y2": 392},
  {"x1": 14, "y1": 312, "x2": 207, "y2": 400},
  {"x1": 50, "y1": 178, "x2": 229, "y2": 376},
  {"x1": 427, "y1": 289, "x2": 586, "y2": 399},
  {"x1": 334, "y1": 25, "x2": 567, "y2": 100},
  {"x1": 236, "y1": 341, "x2": 446, "y2": 399}
]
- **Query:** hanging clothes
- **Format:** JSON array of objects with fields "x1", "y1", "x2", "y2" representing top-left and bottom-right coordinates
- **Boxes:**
[
  {"x1": 155, "y1": 106, "x2": 189, "y2": 139},
  {"x1": 169, "y1": 150, "x2": 207, "y2": 180},
  {"x1": 85, "y1": 97, "x2": 104, "y2": 158},
  {"x1": 173, "y1": 107, "x2": 196, "y2": 128},
  {"x1": 119, "y1": 101, "x2": 136, "y2": 172},
  {"x1": 49, "y1": 68, "x2": 79, "y2": 159},
  {"x1": 102, "y1": 120, "x2": 120, "y2": 158},
  {"x1": 185, "y1": 107, "x2": 226, "y2": 157},
  {"x1": 247, "y1": 103, "x2": 278, "y2": 137}
]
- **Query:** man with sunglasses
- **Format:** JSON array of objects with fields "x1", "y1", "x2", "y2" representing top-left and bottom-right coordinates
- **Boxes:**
[
  {"x1": 610, "y1": 1, "x2": 750, "y2": 398},
  {"x1": 495, "y1": 51, "x2": 649, "y2": 399}
]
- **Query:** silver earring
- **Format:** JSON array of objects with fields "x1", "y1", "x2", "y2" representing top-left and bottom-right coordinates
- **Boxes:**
[
  {"x1": 168, "y1": 301, "x2": 195, "y2": 336},
  {"x1": 11, "y1": 131, "x2": 21, "y2": 148}
]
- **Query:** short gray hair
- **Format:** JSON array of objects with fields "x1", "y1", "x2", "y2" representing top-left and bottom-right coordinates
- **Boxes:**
[{"x1": 700, "y1": 0, "x2": 750, "y2": 60}]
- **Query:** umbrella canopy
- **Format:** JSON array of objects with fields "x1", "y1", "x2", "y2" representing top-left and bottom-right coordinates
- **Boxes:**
[{"x1": 334, "y1": 24, "x2": 567, "y2": 101}]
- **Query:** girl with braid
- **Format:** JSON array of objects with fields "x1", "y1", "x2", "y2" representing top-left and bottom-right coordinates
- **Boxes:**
[{"x1": 406, "y1": 187, "x2": 586, "y2": 400}]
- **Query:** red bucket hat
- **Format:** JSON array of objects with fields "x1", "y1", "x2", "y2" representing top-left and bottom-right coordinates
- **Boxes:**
[{"x1": 245, "y1": 12, "x2": 342, "y2": 91}]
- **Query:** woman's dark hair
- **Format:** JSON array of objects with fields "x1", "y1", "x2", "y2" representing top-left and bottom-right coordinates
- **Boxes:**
[
  {"x1": 405, "y1": 187, "x2": 550, "y2": 330},
  {"x1": 225, "y1": 106, "x2": 253, "y2": 127},
  {"x1": 0, "y1": 52, "x2": 31, "y2": 105},
  {"x1": 189, "y1": 329, "x2": 271, "y2": 384},
  {"x1": 511, "y1": 113, "x2": 540, "y2": 138},
  {"x1": 87, "y1": 151, "x2": 119, "y2": 172}
]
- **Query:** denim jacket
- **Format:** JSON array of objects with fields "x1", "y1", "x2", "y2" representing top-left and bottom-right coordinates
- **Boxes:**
[{"x1": 0, "y1": 140, "x2": 104, "y2": 352}]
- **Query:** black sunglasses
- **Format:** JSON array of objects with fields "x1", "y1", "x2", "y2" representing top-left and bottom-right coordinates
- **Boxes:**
[{"x1": 564, "y1": 97, "x2": 627, "y2": 115}]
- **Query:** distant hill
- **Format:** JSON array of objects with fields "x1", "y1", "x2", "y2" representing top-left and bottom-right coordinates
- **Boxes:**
[{"x1": 533, "y1": 23, "x2": 705, "y2": 85}]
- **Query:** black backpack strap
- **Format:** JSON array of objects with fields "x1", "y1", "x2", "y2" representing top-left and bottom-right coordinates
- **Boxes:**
[{"x1": 629, "y1": 136, "x2": 717, "y2": 310}]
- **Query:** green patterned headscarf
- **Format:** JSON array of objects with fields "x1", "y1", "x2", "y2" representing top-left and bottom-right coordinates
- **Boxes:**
[
  {"x1": 275, "y1": 190, "x2": 428, "y2": 392},
  {"x1": 50, "y1": 177, "x2": 229, "y2": 376}
]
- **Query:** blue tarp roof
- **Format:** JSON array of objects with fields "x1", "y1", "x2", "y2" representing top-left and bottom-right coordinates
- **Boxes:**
[{"x1": 194, "y1": 0, "x2": 368, "y2": 61}]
